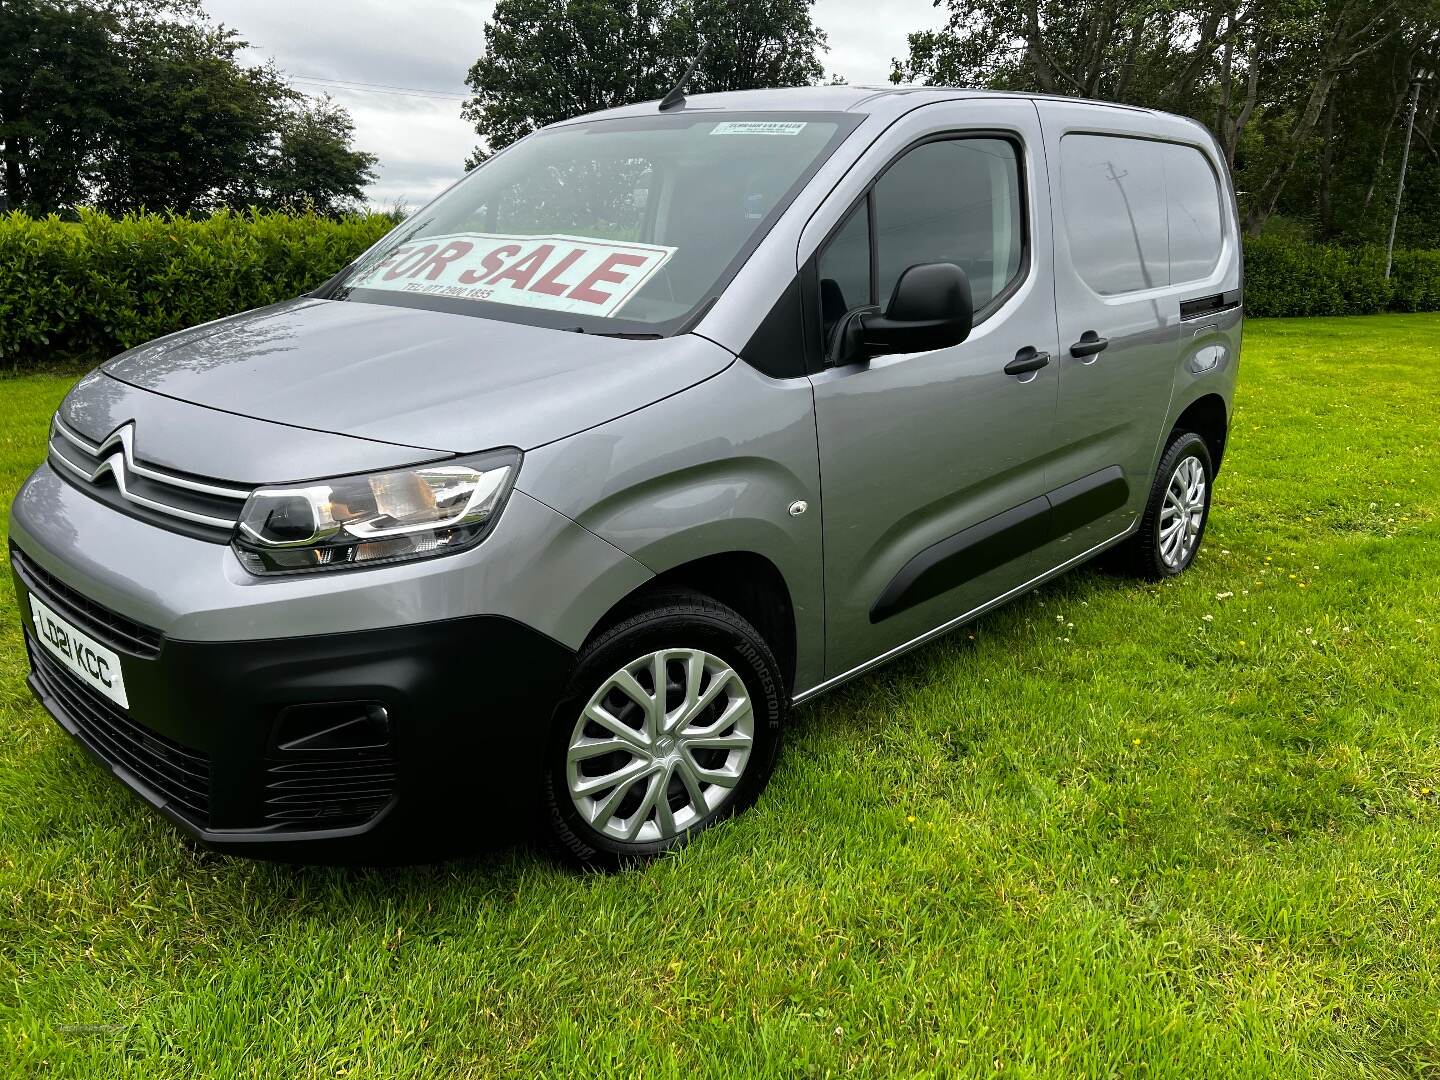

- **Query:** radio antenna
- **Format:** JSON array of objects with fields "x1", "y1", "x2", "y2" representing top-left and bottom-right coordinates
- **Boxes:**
[{"x1": 659, "y1": 44, "x2": 707, "y2": 111}]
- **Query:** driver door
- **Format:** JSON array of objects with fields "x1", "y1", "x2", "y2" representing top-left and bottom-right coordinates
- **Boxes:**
[{"x1": 809, "y1": 103, "x2": 1062, "y2": 682}]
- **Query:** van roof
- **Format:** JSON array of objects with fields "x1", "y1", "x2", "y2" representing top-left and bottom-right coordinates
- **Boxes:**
[{"x1": 549, "y1": 85, "x2": 1160, "y2": 128}]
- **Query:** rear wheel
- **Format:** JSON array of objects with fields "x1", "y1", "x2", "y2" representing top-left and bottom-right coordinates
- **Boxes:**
[
  {"x1": 1113, "y1": 431, "x2": 1213, "y2": 580},
  {"x1": 542, "y1": 591, "x2": 785, "y2": 870}
]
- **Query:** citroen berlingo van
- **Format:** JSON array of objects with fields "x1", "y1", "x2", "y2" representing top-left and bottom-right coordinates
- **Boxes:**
[{"x1": 10, "y1": 86, "x2": 1241, "y2": 868}]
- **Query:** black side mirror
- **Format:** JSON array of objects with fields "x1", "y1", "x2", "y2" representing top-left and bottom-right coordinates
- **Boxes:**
[{"x1": 862, "y1": 262, "x2": 973, "y2": 358}]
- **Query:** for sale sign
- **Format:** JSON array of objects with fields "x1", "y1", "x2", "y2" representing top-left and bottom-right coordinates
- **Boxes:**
[{"x1": 350, "y1": 232, "x2": 677, "y2": 318}]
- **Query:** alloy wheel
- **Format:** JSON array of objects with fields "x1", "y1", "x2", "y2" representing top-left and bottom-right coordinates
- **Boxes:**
[
  {"x1": 565, "y1": 648, "x2": 755, "y2": 844},
  {"x1": 1159, "y1": 455, "x2": 1207, "y2": 569}
]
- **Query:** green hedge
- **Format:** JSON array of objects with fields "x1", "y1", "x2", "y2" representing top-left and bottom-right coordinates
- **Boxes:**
[
  {"x1": 1241, "y1": 237, "x2": 1440, "y2": 317},
  {"x1": 0, "y1": 210, "x2": 393, "y2": 368},
  {"x1": 1390, "y1": 248, "x2": 1440, "y2": 313},
  {"x1": 1, "y1": 213, "x2": 1438, "y2": 372}
]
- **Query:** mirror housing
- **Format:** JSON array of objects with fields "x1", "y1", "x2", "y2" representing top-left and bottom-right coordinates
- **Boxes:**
[{"x1": 861, "y1": 262, "x2": 973, "y2": 358}]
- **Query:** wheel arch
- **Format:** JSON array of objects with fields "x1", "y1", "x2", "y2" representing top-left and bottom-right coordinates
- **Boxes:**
[
  {"x1": 1170, "y1": 393, "x2": 1229, "y2": 474},
  {"x1": 585, "y1": 551, "x2": 799, "y2": 696}
]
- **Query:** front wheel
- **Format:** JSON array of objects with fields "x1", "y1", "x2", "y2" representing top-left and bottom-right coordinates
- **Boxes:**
[
  {"x1": 542, "y1": 591, "x2": 786, "y2": 870},
  {"x1": 1113, "y1": 431, "x2": 1214, "y2": 580}
]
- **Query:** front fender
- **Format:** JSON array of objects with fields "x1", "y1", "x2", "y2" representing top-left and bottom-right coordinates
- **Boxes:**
[{"x1": 517, "y1": 360, "x2": 825, "y2": 691}]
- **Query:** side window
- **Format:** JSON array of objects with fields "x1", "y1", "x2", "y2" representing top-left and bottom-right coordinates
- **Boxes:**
[
  {"x1": 1060, "y1": 134, "x2": 1168, "y2": 295},
  {"x1": 873, "y1": 138, "x2": 1023, "y2": 311},
  {"x1": 816, "y1": 199, "x2": 871, "y2": 348},
  {"x1": 1163, "y1": 143, "x2": 1224, "y2": 284},
  {"x1": 814, "y1": 135, "x2": 1025, "y2": 351}
]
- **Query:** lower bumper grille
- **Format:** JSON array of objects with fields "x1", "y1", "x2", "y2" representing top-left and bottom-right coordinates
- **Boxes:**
[
  {"x1": 264, "y1": 758, "x2": 397, "y2": 828},
  {"x1": 28, "y1": 641, "x2": 212, "y2": 824},
  {"x1": 11, "y1": 545, "x2": 162, "y2": 659}
]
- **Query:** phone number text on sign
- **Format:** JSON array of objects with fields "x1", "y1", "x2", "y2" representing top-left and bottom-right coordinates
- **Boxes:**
[{"x1": 352, "y1": 232, "x2": 677, "y2": 318}]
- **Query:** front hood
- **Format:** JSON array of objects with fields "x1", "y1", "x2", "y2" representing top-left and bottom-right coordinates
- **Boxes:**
[{"x1": 103, "y1": 299, "x2": 735, "y2": 453}]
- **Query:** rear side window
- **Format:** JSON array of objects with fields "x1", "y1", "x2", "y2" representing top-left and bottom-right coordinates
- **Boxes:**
[
  {"x1": 1060, "y1": 133, "x2": 1225, "y2": 294},
  {"x1": 1059, "y1": 135, "x2": 1168, "y2": 295},
  {"x1": 1163, "y1": 143, "x2": 1224, "y2": 284},
  {"x1": 815, "y1": 136, "x2": 1025, "y2": 350}
]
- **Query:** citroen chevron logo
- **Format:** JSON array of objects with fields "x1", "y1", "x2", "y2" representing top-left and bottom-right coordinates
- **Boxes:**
[
  {"x1": 51, "y1": 419, "x2": 141, "y2": 490},
  {"x1": 49, "y1": 417, "x2": 248, "y2": 529},
  {"x1": 86, "y1": 422, "x2": 139, "y2": 486}
]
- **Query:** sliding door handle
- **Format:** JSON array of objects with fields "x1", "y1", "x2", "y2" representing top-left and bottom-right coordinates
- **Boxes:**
[
  {"x1": 1004, "y1": 346, "x2": 1051, "y2": 377},
  {"x1": 1069, "y1": 330, "x2": 1110, "y2": 359}
]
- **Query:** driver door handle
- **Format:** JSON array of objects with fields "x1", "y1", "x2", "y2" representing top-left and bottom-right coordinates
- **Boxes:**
[
  {"x1": 1004, "y1": 345, "x2": 1050, "y2": 377},
  {"x1": 1070, "y1": 330, "x2": 1110, "y2": 359}
]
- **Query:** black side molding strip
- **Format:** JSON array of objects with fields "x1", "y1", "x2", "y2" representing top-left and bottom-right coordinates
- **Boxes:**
[
  {"x1": 1048, "y1": 465, "x2": 1128, "y2": 539},
  {"x1": 869, "y1": 496, "x2": 1050, "y2": 624},
  {"x1": 870, "y1": 466, "x2": 1130, "y2": 623},
  {"x1": 1179, "y1": 290, "x2": 1241, "y2": 320}
]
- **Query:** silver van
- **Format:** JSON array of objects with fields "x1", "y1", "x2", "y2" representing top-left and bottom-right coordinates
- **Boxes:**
[{"x1": 10, "y1": 87, "x2": 1241, "y2": 868}]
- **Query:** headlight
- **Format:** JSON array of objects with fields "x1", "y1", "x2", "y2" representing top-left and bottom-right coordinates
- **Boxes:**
[{"x1": 233, "y1": 449, "x2": 520, "y2": 574}]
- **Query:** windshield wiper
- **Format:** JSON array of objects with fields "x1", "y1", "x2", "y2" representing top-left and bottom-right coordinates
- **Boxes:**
[{"x1": 563, "y1": 327, "x2": 664, "y2": 339}]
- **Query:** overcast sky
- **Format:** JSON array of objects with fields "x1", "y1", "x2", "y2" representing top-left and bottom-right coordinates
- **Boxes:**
[{"x1": 201, "y1": 0, "x2": 948, "y2": 209}]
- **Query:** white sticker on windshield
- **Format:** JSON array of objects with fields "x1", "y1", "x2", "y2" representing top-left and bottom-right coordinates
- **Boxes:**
[
  {"x1": 710, "y1": 121, "x2": 807, "y2": 136},
  {"x1": 349, "y1": 232, "x2": 677, "y2": 318}
]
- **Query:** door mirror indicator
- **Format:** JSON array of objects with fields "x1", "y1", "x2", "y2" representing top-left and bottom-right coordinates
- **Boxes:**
[{"x1": 829, "y1": 263, "x2": 974, "y2": 366}]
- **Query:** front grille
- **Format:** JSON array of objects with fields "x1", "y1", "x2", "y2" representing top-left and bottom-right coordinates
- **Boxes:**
[
  {"x1": 28, "y1": 642, "x2": 212, "y2": 824},
  {"x1": 48, "y1": 418, "x2": 250, "y2": 541},
  {"x1": 11, "y1": 545, "x2": 163, "y2": 659},
  {"x1": 264, "y1": 758, "x2": 397, "y2": 828}
]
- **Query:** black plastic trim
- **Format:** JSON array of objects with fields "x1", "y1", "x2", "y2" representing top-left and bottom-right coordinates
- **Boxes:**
[
  {"x1": 12, "y1": 555, "x2": 577, "y2": 862},
  {"x1": 870, "y1": 496, "x2": 1050, "y2": 623},
  {"x1": 1179, "y1": 290, "x2": 1241, "y2": 320},
  {"x1": 11, "y1": 544, "x2": 164, "y2": 658},
  {"x1": 1048, "y1": 465, "x2": 1129, "y2": 538},
  {"x1": 870, "y1": 466, "x2": 1131, "y2": 623},
  {"x1": 738, "y1": 274, "x2": 809, "y2": 379},
  {"x1": 28, "y1": 640, "x2": 212, "y2": 822}
]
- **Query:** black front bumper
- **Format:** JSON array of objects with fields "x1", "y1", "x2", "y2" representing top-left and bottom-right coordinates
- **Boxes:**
[{"x1": 13, "y1": 547, "x2": 575, "y2": 863}]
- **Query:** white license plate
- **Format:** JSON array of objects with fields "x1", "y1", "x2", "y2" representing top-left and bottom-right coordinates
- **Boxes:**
[{"x1": 29, "y1": 593, "x2": 129, "y2": 709}]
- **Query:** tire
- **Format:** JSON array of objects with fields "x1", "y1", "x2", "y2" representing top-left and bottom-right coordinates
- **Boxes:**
[
  {"x1": 542, "y1": 590, "x2": 786, "y2": 870},
  {"x1": 1112, "y1": 431, "x2": 1214, "y2": 580}
]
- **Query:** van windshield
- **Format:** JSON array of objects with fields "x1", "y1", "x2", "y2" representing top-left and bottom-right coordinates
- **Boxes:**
[{"x1": 323, "y1": 112, "x2": 860, "y2": 336}]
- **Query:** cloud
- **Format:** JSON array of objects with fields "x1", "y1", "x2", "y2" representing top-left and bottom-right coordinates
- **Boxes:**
[
  {"x1": 814, "y1": 0, "x2": 948, "y2": 85},
  {"x1": 200, "y1": 0, "x2": 952, "y2": 208},
  {"x1": 205, "y1": 0, "x2": 489, "y2": 92},
  {"x1": 323, "y1": 93, "x2": 473, "y2": 209},
  {"x1": 201, "y1": 0, "x2": 489, "y2": 207}
]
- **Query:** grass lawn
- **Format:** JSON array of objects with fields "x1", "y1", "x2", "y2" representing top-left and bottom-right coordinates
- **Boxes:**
[{"x1": 2, "y1": 314, "x2": 1439, "y2": 1078}]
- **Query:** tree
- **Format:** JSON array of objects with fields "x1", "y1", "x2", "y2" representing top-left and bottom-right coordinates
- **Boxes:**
[
  {"x1": 1230, "y1": 0, "x2": 1427, "y2": 234},
  {"x1": 892, "y1": 0, "x2": 1440, "y2": 239},
  {"x1": 462, "y1": 0, "x2": 828, "y2": 164},
  {"x1": 684, "y1": 0, "x2": 826, "y2": 93},
  {"x1": 1283, "y1": 3, "x2": 1438, "y2": 243},
  {"x1": 0, "y1": 0, "x2": 379, "y2": 215},
  {"x1": 265, "y1": 97, "x2": 379, "y2": 215},
  {"x1": 0, "y1": 0, "x2": 128, "y2": 211},
  {"x1": 461, "y1": 0, "x2": 684, "y2": 163},
  {"x1": 97, "y1": 19, "x2": 294, "y2": 214}
]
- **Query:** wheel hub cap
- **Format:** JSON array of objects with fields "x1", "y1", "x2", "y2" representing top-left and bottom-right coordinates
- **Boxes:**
[
  {"x1": 1159, "y1": 455, "x2": 1207, "y2": 569},
  {"x1": 565, "y1": 648, "x2": 755, "y2": 844}
]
